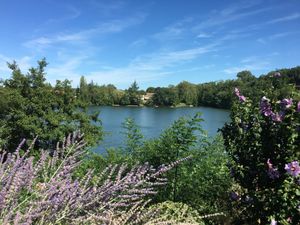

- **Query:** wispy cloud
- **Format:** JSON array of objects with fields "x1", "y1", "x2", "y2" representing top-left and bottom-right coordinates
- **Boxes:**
[
  {"x1": 257, "y1": 31, "x2": 300, "y2": 44},
  {"x1": 46, "y1": 5, "x2": 81, "y2": 24},
  {"x1": 81, "y1": 43, "x2": 218, "y2": 86},
  {"x1": 193, "y1": 1, "x2": 271, "y2": 31},
  {"x1": 89, "y1": 0, "x2": 126, "y2": 15},
  {"x1": 24, "y1": 14, "x2": 147, "y2": 50},
  {"x1": 46, "y1": 56, "x2": 88, "y2": 85},
  {"x1": 129, "y1": 39, "x2": 148, "y2": 48},
  {"x1": 266, "y1": 13, "x2": 300, "y2": 24},
  {"x1": 224, "y1": 56, "x2": 272, "y2": 75},
  {"x1": 197, "y1": 33, "x2": 212, "y2": 38},
  {"x1": 0, "y1": 55, "x2": 32, "y2": 77},
  {"x1": 152, "y1": 17, "x2": 193, "y2": 41},
  {"x1": 223, "y1": 62, "x2": 270, "y2": 75}
]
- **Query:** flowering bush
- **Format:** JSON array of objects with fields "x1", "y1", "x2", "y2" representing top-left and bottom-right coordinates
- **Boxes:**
[
  {"x1": 222, "y1": 86, "x2": 300, "y2": 224},
  {"x1": 0, "y1": 131, "x2": 193, "y2": 224}
]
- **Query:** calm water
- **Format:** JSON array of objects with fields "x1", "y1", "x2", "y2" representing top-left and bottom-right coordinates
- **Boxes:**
[{"x1": 89, "y1": 106, "x2": 230, "y2": 153}]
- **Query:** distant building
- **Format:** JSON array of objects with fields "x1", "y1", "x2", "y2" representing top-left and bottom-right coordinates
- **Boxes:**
[{"x1": 141, "y1": 92, "x2": 155, "y2": 102}]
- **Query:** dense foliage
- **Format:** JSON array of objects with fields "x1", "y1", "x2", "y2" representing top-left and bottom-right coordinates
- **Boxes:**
[
  {"x1": 0, "y1": 59, "x2": 102, "y2": 151},
  {"x1": 76, "y1": 67, "x2": 300, "y2": 109},
  {"x1": 80, "y1": 115, "x2": 232, "y2": 224},
  {"x1": 77, "y1": 78, "x2": 142, "y2": 106},
  {"x1": 221, "y1": 78, "x2": 300, "y2": 224}
]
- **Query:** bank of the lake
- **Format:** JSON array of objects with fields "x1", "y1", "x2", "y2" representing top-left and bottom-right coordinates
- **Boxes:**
[{"x1": 89, "y1": 106, "x2": 230, "y2": 153}]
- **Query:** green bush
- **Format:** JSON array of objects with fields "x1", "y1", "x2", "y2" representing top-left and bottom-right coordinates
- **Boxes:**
[{"x1": 221, "y1": 85, "x2": 300, "y2": 224}]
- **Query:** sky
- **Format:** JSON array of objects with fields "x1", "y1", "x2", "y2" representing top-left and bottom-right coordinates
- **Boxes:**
[{"x1": 0, "y1": 0, "x2": 300, "y2": 89}]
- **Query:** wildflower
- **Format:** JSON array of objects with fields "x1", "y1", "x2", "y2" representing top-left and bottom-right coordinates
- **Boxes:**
[
  {"x1": 234, "y1": 87, "x2": 240, "y2": 96},
  {"x1": 267, "y1": 159, "x2": 280, "y2": 179},
  {"x1": 234, "y1": 87, "x2": 246, "y2": 102},
  {"x1": 297, "y1": 101, "x2": 300, "y2": 112},
  {"x1": 260, "y1": 96, "x2": 273, "y2": 116},
  {"x1": 239, "y1": 95, "x2": 246, "y2": 103},
  {"x1": 285, "y1": 161, "x2": 300, "y2": 177},
  {"x1": 270, "y1": 219, "x2": 277, "y2": 225},
  {"x1": 281, "y1": 98, "x2": 293, "y2": 109},
  {"x1": 230, "y1": 191, "x2": 240, "y2": 201},
  {"x1": 271, "y1": 111, "x2": 284, "y2": 122}
]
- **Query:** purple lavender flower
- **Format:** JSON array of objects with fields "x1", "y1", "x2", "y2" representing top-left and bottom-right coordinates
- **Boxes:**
[
  {"x1": 281, "y1": 98, "x2": 293, "y2": 109},
  {"x1": 297, "y1": 101, "x2": 300, "y2": 112},
  {"x1": 285, "y1": 161, "x2": 300, "y2": 177}
]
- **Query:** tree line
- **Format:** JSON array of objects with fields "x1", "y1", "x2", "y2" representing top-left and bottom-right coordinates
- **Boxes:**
[{"x1": 76, "y1": 67, "x2": 300, "y2": 109}]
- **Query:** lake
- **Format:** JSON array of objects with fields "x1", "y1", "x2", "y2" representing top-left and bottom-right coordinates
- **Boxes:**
[{"x1": 89, "y1": 106, "x2": 230, "y2": 153}]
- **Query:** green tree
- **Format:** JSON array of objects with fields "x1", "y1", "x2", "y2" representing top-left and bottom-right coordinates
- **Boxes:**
[
  {"x1": 177, "y1": 81, "x2": 198, "y2": 106},
  {"x1": 128, "y1": 81, "x2": 141, "y2": 105},
  {"x1": 0, "y1": 59, "x2": 103, "y2": 151},
  {"x1": 121, "y1": 117, "x2": 144, "y2": 154}
]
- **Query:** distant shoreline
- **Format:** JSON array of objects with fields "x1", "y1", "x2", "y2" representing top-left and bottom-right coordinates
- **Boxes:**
[{"x1": 92, "y1": 104, "x2": 229, "y2": 110}]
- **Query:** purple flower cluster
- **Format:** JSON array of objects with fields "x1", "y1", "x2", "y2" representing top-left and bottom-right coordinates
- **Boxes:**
[
  {"x1": 234, "y1": 87, "x2": 246, "y2": 102},
  {"x1": 230, "y1": 191, "x2": 240, "y2": 201},
  {"x1": 0, "y1": 132, "x2": 185, "y2": 224},
  {"x1": 266, "y1": 159, "x2": 280, "y2": 179},
  {"x1": 297, "y1": 101, "x2": 300, "y2": 112},
  {"x1": 281, "y1": 98, "x2": 293, "y2": 109},
  {"x1": 260, "y1": 97, "x2": 273, "y2": 116},
  {"x1": 265, "y1": 159, "x2": 300, "y2": 179},
  {"x1": 260, "y1": 96, "x2": 286, "y2": 122},
  {"x1": 285, "y1": 161, "x2": 300, "y2": 177}
]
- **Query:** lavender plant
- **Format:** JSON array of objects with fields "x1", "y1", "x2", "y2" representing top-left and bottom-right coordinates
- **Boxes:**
[{"x1": 0, "y1": 131, "x2": 193, "y2": 224}]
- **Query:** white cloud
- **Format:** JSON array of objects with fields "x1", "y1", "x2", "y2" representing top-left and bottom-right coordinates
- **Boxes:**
[
  {"x1": 46, "y1": 56, "x2": 88, "y2": 85},
  {"x1": 129, "y1": 39, "x2": 147, "y2": 48},
  {"x1": 0, "y1": 55, "x2": 32, "y2": 75},
  {"x1": 81, "y1": 43, "x2": 218, "y2": 86},
  {"x1": 152, "y1": 17, "x2": 193, "y2": 41},
  {"x1": 46, "y1": 5, "x2": 81, "y2": 24},
  {"x1": 193, "y1": 3, "x2": 272, "y2": 31},
  {"x1": 24, "y1": 14, "x2": 147, "y2": 50},
  {"x1": 197, "y1": 33, "x2": 211, "y2": 38},
  {"x1": 257, "y1": 31, "x2": 300, "y2": 44},
  {"x1": 266, "y1": 13, "x2": 300, "y2": 24},
  {"x1": 223, "y1": 62, "x2": 270, "y2": 74}
]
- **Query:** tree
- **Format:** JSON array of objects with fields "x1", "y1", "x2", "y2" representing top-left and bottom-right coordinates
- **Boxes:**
[
  {"x1": 0, "y1": 59, "x2": 103, "y2": 151},
  {"x1": 121, "y1": 81, "x2": 141, "y2": 105},
  {"x1": 177, "y1": 81, "x2": 198, "y2": 106},
  {"x1": 236, "y1": 70, "x2": 255, "y2": 82}
]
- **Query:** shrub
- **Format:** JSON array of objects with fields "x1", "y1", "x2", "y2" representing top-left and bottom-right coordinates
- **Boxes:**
[
  {"x1": 0, "y1": 132, "x2": 191, "y2": 224},
  {"x1": 221, "y1": 86, "x2": 300, "y2": 224}
]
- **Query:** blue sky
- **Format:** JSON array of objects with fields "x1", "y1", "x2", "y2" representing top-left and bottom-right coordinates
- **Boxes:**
[{"x1": 0, "y1": 0, "x2": 300, "y2": 89}]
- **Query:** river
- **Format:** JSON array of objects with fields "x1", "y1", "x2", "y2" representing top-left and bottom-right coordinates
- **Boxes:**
[{"x1": 89, "y1": 106, "x2": 230, "y2": 153}]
